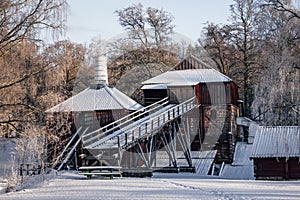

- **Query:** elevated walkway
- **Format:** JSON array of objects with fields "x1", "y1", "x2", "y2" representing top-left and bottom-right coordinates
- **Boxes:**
[
  {"x1": 83, "y1": 97, "x2": 197, "y2": 151},
  {"x1": 77, "y1": 97, "x2": 201, "y2": 171},
  {"x1": 82, "y1": 97, "x2": 169, "y2": 148}
]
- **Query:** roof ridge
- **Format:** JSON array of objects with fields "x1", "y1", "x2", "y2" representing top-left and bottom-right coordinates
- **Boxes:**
[
  {"x1": 103, "y1": 84, "x2": 128, "y2": 109},
  {"x1": 104, "y1": 85, "x2": 142, "y2": 110}
]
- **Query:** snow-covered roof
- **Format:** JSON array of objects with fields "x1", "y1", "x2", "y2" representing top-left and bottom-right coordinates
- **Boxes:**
[
  {"x1": 141, "y1": 84, "x2": 167, "y2": 90},
  {"x1": 142, "y1": 69, "x2": 232, "y2": 87},
  {"x1": 155, "y1": 150, "x2": 216, "y2": 175},
  {"x1": 46, "y1": 84, "x2": 143, "y2": 112},
  {"x1": 251, "y1": 126, "x2": 300, "y2": 158},
  {"x1": 232, "y1": 142, "x2": 253, "y2": 166},
  {"x1": 221, "y1": 165, "x2": 254, "y2": 180},
  {"x1": 221, "y1": 142, "x2": 254, "y2": 180},
  {"x1": 193, "y1": 150, "x2": 217, "y2": 175}
]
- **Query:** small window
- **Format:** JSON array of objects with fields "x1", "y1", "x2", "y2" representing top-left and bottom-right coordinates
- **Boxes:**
[
  {"x1": 211, "y1": 109, "x2": 217, "y2": 120},
  {"x1": 84, "y1": 112, "x2": 93, "y2": 126}
]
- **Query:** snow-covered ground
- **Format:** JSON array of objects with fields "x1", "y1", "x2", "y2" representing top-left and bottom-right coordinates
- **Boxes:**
[{"x1": 1, "y1": 171, "x2": 300, "y2": 200}]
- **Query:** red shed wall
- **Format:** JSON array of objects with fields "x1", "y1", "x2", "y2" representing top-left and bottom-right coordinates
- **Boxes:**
[
  {"x1": 254, "y1": 157, "x2": 300, "y2": 180},
  {"x1": 195, "y1": 83, "x2": 237, "y2": 106}
]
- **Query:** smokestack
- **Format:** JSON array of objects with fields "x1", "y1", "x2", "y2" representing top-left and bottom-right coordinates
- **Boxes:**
[{"x1": 94, "y1": 56, "x2": 108, "y2": 85}]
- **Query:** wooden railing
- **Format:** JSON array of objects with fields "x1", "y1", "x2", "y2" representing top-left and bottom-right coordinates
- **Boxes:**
[
  {"x1": 119, "y1": 97, "x2": 198, "y2": 149},
  {"x1": 86, "y1": 97, "x2": 198, "y2": 150},
  {"x1": 52, "y1": 126, "x2": 83, "y2": 169},
  {"x1": 56, "y1": 126, "x2": 90, "y2": 171},
  {"x1": 82, "y1": 97, "x2": 169, "y2": 147}
]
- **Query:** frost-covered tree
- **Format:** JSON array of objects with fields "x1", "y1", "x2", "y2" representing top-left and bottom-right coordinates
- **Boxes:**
[
  {"x1": 201, "y1": 0, "x2": 300, "y2": 125},
  {"x1": 251, "y1": 0, "x2": 300, "y2": 125}
]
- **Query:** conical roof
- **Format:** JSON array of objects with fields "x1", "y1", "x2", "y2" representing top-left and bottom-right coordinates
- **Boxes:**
[{"x1": 46, "y1": 84, "x2": 143, "y2": 112}]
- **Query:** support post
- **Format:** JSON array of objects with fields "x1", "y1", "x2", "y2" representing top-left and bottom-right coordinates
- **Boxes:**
[
  {"x1": 139, "y1": 126, "x2": 141, "y2": 137},
  {"x1": 132, "y1": 130, "x2": 135, "y2": 142}
]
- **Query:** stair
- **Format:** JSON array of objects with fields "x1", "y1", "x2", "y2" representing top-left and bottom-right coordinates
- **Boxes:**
[{"x1": 52, "y1": 126, "x2": 89, "y2": 171}]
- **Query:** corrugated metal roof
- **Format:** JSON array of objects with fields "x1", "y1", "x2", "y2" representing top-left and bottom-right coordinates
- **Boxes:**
[
  {"x1": 46, "y1": 84, "x2": 143, "y2": 112},
  {"x1": 141, "y1": 84, "x2": 168, "y2": 90},
  {"x1": 251, "y1": 126, "x2": 300, "y2": 158},
  {"x1": 142, "y1": 69, "x2": 232, "y2": 86}
]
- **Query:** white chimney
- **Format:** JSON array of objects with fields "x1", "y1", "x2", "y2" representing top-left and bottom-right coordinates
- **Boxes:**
[{"x1": 94, "y1": 56, "x2": 108, "y2": 85}]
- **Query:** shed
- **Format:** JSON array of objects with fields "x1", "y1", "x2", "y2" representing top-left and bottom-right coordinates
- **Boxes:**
[
  {"x1": 141, "y1": 55, "x2": 240, "y2": 163},
  {"x1": 250, "y1": 126, "x2": 300, "y2": 180}
]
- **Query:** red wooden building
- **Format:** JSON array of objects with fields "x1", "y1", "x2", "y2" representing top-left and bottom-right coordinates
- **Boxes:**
[
  {"x1": 142, "y1": 55, "x2": 240, "y2": 163},
  {"x1": 250, "y1": 126, "x2": 300, "y2": 180}
]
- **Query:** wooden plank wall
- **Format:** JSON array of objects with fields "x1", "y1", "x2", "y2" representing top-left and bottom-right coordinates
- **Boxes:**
[
  {"x1": 254, "y1": 158, "x2": 300, "y2": 180},
  {"x1": 173, "y1": 55, "x2": 209, "y2": 70},
  {"x1": 195, "y1": 83, "x2": 234, "y2": 105}
]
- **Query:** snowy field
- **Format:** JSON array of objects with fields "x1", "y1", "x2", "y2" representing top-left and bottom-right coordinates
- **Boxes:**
[{"x1": 1, "y1": 171, "x2": 300, "y2": 200}]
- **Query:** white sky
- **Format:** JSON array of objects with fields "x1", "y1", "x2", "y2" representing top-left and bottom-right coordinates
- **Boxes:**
[{"x1": 65, "y1": 0, "x2": 234, "y2": 44}]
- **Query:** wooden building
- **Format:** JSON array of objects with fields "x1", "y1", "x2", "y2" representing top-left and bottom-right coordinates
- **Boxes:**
[
  {"x1": 46, "y1": 56, "x2": 143, "y2": 169},
  {"x1": 47, "y1": 55, "x2": 143, "y2": 131},
  {"x1": 142, "y1": 55, "x2": 240, "y2": 163},
  {"x1": 46, "y1": 83, "x2": 143, "y2": 168},
  {"x1": 250, "y1": 126, "x2": 300, "y2": 180},
  {"x1": 47, "y1": 84, "x2": 143, "y2": 130}
]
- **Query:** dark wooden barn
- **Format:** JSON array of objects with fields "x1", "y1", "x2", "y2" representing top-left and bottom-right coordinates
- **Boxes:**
[
  {"x1": 250, "y1": 126, "x2": 300, "y2": 180},
  {"x1": 142, "y1": 55, "x2": 240, "y2": 163}
]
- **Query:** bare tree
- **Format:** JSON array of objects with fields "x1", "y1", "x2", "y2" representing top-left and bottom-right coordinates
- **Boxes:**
[
  {"x1": 201, "y1": 0, "x2": 261, "y2": 117},
  {"x1": 228, "y1": 0, "x2": 262, "y2": 117},
  {"x1": 199, "y1": 0, "x2": 300, "y2": 125},
  {"x1": 146, "y1": 7, "x2": 175, "y2": 48},
  {"x1": 115, "y1": 4, "x2": 149, "y2": 50},
  {"x1": 0, "y1": 0, "x2": 68, "y2": 133},
  {"x1": 200, "y1": 23, "x2": 236, "y2": 76},
  {"x1": 115, "y1": 4, "x2": 175, "y2": 62},
  {"x1": 43, "y1": 40, "x2": 86, "y2": 98},
  {"x1": 0, "y1": 41, "x2": 46, "y2": 135},
  {"x1": 263, "y1": 0, "x2": 300, "y2": 19},
  {"x1": 107, "y1": 4, "x2": 177, "y2": 99},
  {"x1": 0, "y1": 0, "x2": 68, "y2": 58},
  {"x1": 0, "y1": 0, "x2": 68, "y2": 117}
]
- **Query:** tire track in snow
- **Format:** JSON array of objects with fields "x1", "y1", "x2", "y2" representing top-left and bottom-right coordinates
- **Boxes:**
[{"x1": 160, "y1": 179, "x2": 252, "y2": 200}]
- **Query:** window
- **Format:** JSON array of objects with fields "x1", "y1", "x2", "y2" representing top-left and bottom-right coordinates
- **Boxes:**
[{"x1": 211, "y1": 109, "x2": 217, "y2": 120}]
